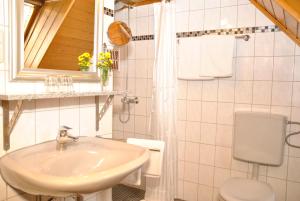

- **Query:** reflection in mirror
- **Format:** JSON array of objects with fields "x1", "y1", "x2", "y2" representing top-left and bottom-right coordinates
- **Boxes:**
[{"x1": 24, "y1": 0, "x2": 95, "y2": 71}]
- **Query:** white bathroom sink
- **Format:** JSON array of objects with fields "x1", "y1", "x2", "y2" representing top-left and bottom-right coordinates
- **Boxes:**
[{"x1": 0, "y1": 137, "x2": 149, "y2": 196}]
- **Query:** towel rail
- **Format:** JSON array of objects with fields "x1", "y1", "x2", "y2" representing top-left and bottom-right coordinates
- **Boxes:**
[{"x1": 235, "y1": 34, "x2": 250, "y2": 41}]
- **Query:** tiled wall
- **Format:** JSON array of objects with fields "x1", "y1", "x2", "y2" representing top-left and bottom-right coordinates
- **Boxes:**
[
  {"x1": 0, "y1": 0, "x2": 114, "y2": 201},
  {"x1": 113, "y1": 0, "x2": 300, "y2": 201}
]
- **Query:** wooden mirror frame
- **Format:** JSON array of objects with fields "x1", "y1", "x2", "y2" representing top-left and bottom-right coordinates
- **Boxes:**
[{"x1": 8, "y1": 0, "x2": 104, "y2": 82}]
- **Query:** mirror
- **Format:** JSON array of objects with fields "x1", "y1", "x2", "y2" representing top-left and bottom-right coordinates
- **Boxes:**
[{"x1": 9, "y1": 0, "x2": 104, "y2": 81}]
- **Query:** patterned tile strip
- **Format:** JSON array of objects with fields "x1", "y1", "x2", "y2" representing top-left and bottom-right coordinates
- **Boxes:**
[
  {"x1": 131, "y1": 25, "x2": 280, "y2": 41},
  {"x1": 104, "y1": 7, "x2": 114, "y2": 17}
]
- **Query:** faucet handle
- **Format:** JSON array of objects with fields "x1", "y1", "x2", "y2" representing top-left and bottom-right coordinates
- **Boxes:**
[{"x1": 59, "y1": 125, "x2": 72, "y2": 131}]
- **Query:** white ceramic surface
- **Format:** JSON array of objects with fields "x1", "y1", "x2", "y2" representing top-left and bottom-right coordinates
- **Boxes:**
[{"x1": 0, "y1": 137, "x2": 149, "y2": 196}]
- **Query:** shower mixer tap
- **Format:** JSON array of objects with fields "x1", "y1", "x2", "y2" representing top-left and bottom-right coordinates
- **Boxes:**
[
  {"x1": 119, "y1": 95, "x2": 139, "y2": 123},
  {"x1": 121, "y1": 96, "x2": 139, "y2": 104}
]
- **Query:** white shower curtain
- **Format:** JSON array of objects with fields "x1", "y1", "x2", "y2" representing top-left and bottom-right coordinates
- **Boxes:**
[{"x1": 146, "y1": 1, "x2": 177, "y2": 201}]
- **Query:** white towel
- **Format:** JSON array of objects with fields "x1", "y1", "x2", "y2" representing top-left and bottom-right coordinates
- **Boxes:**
[
  {"x1": 121, "y1": 138, "x2": 165, "y2": 186},
  {"x1": 177, "y1": 35, "x2": 235, "y2": 80},
  {"x1": 199, "y1": 35, "x2": 235, "y2": 78}
]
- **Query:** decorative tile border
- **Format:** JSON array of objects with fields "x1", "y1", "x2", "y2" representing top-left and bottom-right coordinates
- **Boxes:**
[
  {"x1": 132, "y1": 35, "x2": 155, "y2": 41},
  {"x1": 131, "y1": 25, "x2": 280, "y2": 41},
  {"x1": 104, "y1": 7, "x2": 114, "y2": 17}
]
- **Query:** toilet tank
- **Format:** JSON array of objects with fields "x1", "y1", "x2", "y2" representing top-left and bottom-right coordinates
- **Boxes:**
[{"x1": 233, "y1": 111, "x2": 287, "y2": 166}]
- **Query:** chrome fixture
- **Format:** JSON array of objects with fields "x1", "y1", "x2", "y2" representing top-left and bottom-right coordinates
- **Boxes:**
[
  {"x1": 119, "y1": 95, "x2": 139, "y2": 123},
  {"x1": 235, "y1": 34, "x2": 250, "y2": 41},
  {"x1": 56, "y1": 125, "x2": 78, "y2": 151},
  {"x1": 121, "y1": 95, "x2": 139, "y2": 104}
]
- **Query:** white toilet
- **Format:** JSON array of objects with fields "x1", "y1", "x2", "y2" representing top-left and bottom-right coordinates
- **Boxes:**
[{"x1": 219, "y1": 111, "x2": 287, "y2": 201}]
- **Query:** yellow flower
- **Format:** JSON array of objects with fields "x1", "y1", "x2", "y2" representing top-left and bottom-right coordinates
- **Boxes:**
[
  {"x1": 83, "y1": 52, "x2": 90, "y2": 57},
  {"x1": 105, "y1": 52, "x2": 111, "y2": 59}
]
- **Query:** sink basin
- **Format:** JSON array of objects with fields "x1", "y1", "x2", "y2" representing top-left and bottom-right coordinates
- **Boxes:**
[{"x1": 0, "y1": 137, "x2": 149, "y2": 197}]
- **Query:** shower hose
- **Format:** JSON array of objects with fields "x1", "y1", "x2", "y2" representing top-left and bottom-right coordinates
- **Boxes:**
[{"x1": 286, "y1": 121, "x2": 300, "y2": 149}]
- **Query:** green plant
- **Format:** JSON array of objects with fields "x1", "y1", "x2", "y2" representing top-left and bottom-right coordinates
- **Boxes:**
[{"x1": 78, "y1": 52, "x2": 92, "y2": 71}]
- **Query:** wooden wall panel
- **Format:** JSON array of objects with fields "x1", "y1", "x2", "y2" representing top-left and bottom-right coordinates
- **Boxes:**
[
  {"x1": 285, "y1": 11, "x2": 298, "y2": 35},
  {"x1": 271, "y1": 0, "x2": 286, "y2": 26},
  {"x1": 39, "y1": 0, "x2": 95, "y2": 71},
  {"x1": 263, "y1": 0, "x2": 275, "y2": 15},
  {"x1": 250, "y1": 0, "x2": 300, "y2": 46}
]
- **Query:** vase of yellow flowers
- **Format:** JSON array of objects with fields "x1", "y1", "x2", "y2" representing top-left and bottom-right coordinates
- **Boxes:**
[
  {"x1": 97, "y1": 52, "x2": 113, "y2": 88},
  {"x1": 78, "y1": 52, "x2": 92, "y2": 71}
]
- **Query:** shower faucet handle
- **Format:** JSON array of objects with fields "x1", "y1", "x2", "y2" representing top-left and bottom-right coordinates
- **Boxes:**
[{"x1": 121, "y1": 96, "x2": 139, "y2": 104}]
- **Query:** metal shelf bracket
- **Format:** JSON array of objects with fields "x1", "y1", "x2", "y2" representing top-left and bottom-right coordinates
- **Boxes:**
[
  {"x1": 2, "y1": 100, "x2": 24, "y2": 151},
  {"x1": 96, "y1": 95, "x2": 114, "y2": 131}
]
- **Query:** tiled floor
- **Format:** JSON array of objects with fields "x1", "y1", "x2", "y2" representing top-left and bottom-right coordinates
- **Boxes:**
[{"x1": 112, "y1": 185, "x2": 185, "y2": 201}]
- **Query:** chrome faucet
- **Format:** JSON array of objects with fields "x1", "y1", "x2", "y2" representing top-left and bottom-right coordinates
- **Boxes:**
[{"x1": 56, "y1": 125, "x2": 79, "y2": 151}]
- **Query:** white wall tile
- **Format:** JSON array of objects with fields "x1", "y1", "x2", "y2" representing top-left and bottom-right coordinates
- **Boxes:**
[
  {"x1": 36, "y1": 110, "x2": 59, "y2": 143},
  {"x1": 176, "y1": 0, "x2": 189, "y2": 12},
  {"x1": 187, "y1": 100, "x2": 202, "y2": 121},
  {"x1": 255, "y1": 33, "x2": 275, "y2": 56},
  {"x1": 190, "y1": 0, "x2": 205, "y2": 10},
  {"x1": 236, "y1": 35, "x2": 255, "y2": 57},
  {"x1": 237, "y1": 4, "x2": 255, "y2": 27},
  {"x1": 287, "y1": 181, "x2": 300, "y2": 201},
  {"x1": 213, "y1": 168, "x2": 230, "y2": 187},
  {"x1": 200, "y1": 144, "x2": 215, "y2": 165},
  {"x1": 287, "y1": 157, "x2": 300, "y2": 182},
  {"x1": 189, "y1": 10, "x2": 204, "y2": 31},
  {"x1": 292, "y1": 82, "x2": 300, "y2": 107},
  {"x1": 198, "y1": 185, "x2": 213, "y2": 201},
  {"x1": 294, "y1": 56, "x2": 300, "y2": 81},
  {"x1": 220, "y1": 6, "x2": 237, "y2": 29},
  {"x1": 183, "y1": 181, "x2": 198, "y2": 201},
  {"x1": 200, "y1": 123, "x2": 216, "y2": 145},
  {"x1": 235, "y1": 81, "x2": 253, "y2": 103},
  {"x1": 274, "y1": 32, "x2": 295, "y2": 56},
  {"x1": 198, "y1": 165, "x2": 214, "y2": 186},
  {"x1": 217, "y1": 102, "x2": 234, "y2": 125},
  {"x1": 252, "y1": 81, "x2": 272, "y2": 105},
  {"x1": 185, "y1": 142, "x2": 200, "y2": 163},
  {"x1": 202, "y1": 81, "x2": 218, "y2": 101},
  {"x1": 272, "y1": 82, "x2": 292, "y2": 106},
  {"x1": 202, "y1": 102, "x2": 217, "y2": 123},
  {"x1": 253, "y1": 57, "x2": 273, "y2": 81},
  {"x1": 218, "y1": 80, "x2": 235, "y2": 102},
  {"x1": 221, "y1": 0, "x2": 237, "y2": 7},
  {"x1": 184, "y1": 162, "x2": 199, "y2": 182},
  {"x1": 186, "y1": 121, "x2": 201, "y2": 142},
  {"x1": 273, "y1": 57, "x2": 294, "y2": 81},
  {"x1": 255, "y1": 8, "x2": 273, "y2": 26},
  {"x1": 268, "y1": 157, "x2": 288, "y2": 180},
  {"x1": 205, "y1": 0, "x2": 220, "y2": 9},
  {"x1": 235, "y1": 57, "x2": 254, "y2": 80},
  {"x1": 176, "y1": 12, "x2": 189, "y2": 32},
  {"x1": 187, "y1": 81, "x2": 202, "y2": 100},
  {"x1": 216, "y1": 125, "x2": 232, "y2": 147},
  {"x1": 204, "y1": 8, "x2": 221, "y2": 30},
  {"x1": 267, "y1": 178, "x2": 286, "y2": 201},
  {"x1": 177, "y1": 100, "x2": 187, "y2": 120},
  {"x1": 215, "y1": 146, "x2": 232, "y2": 168}
]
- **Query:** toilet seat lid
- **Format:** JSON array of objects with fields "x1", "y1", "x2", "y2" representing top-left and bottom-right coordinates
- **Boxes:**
[{"x1": 220, "y1": 178, "x2": 275, "y2": 201}]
